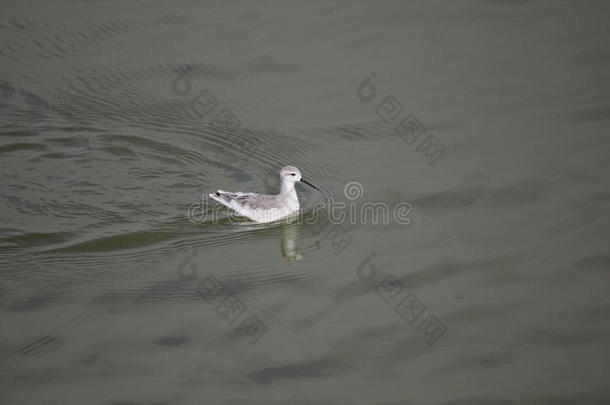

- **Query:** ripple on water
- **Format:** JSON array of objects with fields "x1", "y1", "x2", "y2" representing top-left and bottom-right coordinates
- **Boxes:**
[{"x1": 1, "y1": 57, "x2": 361, "y2": 315}]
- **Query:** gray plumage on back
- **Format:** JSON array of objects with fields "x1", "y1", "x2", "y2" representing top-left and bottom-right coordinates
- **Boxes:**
[{"x1": 212, "y1": 191, "x2": 278, "y2": 210}]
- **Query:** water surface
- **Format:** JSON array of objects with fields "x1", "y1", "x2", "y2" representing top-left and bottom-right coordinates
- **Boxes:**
[{"x1": 1, "y1": 1, "x2": 610, "y2": 404}]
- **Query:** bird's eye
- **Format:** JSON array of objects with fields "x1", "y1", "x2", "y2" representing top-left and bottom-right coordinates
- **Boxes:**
[{"x1": 290, "y1": 173, "x2": 296, "y2": 176}]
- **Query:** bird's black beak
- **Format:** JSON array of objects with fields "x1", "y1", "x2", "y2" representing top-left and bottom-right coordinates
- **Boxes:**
[{"x1": 300, "y1": 178, "x2": 320, "y2": 191}]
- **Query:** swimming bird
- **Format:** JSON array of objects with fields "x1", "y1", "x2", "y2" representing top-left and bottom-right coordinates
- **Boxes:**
[{"x1": 209, "y1": 165, "x2": 320, "y2": 223}]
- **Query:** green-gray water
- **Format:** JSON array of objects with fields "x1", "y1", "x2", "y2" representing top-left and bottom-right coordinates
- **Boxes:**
[{"x1": 1, "y1": 1, "x2": 609, "y2": 404}]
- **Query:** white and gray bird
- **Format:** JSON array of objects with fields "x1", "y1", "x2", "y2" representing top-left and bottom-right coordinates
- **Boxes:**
[{"x1": 209, "y1": 165, "x2": 320, "y2": 223}]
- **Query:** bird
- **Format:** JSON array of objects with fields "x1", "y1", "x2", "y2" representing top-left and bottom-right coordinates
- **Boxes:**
[{"x1": 209, "y1": 165, "x2": 320, "y2": 223}]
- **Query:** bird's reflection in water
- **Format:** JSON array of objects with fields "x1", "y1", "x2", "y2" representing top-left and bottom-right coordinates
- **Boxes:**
[{"x1": 279, "y1": 219, "x2": 321, "y2": 263}]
